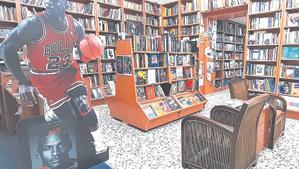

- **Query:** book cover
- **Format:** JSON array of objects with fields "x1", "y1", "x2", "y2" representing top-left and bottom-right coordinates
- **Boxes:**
[
  {"x1": 291, "y1": 83, "x2": 299, "y2": 96},
  {"x1": 148, "y1": 54, "x2": 160, "y2": 67},
  {"x1": 123, "y1": 57, "x2": 132, "y2": 75},
  {"x1": 147, "y1": 69, "x2": 156, "y2": 84},
  {"x1": 171, "y1": 83, "x2": 178, "y2": 95},
  {"x1": 185, "y1": 79, "x2": 193, "y2": 91},
  {"x1": 116, "y1": 56, "x2": 124, "y2": 74},
  {"x1": 283, "y1": 47, "x2": 299, "y2": 59},
  {"x1": 145, "y1": 85, "x2": 156, "y2": 100},
  {"x1": 177, "y1": 80, "x2": 186, "y2": 93},
  {"x1": 143, "y1": 106, "x2": 157, "y2": 119},
  {"x1": 136, "y1": 87, "x2": 146, "y2": 102}
]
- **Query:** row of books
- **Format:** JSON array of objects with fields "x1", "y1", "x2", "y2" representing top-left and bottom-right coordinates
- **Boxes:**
[
  {"x1": 177, "y1": 93, "x2": 206, "y2": 108},
  {"x1": 278, "y1": 81, "x2": 299, "y2": 96},
  {"x1": 248, "y1": 79, "x2": 275, "y2": 93},
  {"x1": 146, "y1": 27, "x2": 160, "y2": 36},
  {"x1": 163, "y1": 17, "x2": 178, "y2": 26},
  {"x1": 76, "y1": 17, "x2": 95, "y2": 30},
  {"x1": 169, "y1": 54, "x2": 193, "y2": 66},
  {"x1": 224, "y1": 61, "x2": 234, "y2": 69},
  {"x1": 236, "y1": 36, "x2": 244, "y2": 44},
  {"x1": 246, "y1": 64, "x2": 276, "y2": 76},
  {"x1": 67, "y1": 1, "x2": 93, "y2": 15},
  {"x1": 248, "y1": 32, "x2": 279, "y2": 45},
  {"x1": 164, "y1": 28, "x2": 178, "y2": 37},
  {"x1": 250, "y1": 13, "x2": 281, "y2": 29},
  {"x1": 91, "y1": 87, "x2": 104, "y2": 100},
  {"x1": 287, "y1": 0, "x2": 299, "y2": 8},
  {"x1": 164, "y1": 36, "x2": 197, "y2": 53},
  {"x1": 21, "y1": 6, "x2": 35, "y2": 19},
  {"x1": 0, "y1": 27, "x2": 12, "y2": 37},
  {"x1": 146, "y1": 16, "x2": 161, "y2": 26},
  {"x1": 0, "y1": 5, "x2": 16, "y2": 21},
  {"x1": 171, "y1": 80, "x2": 194, "y2": 94},
  {"x1": 135, "y1": 69, "x2": 168, "y2": 85},
  {"x1": 285, "y1": 29, "x2": 299, "y2": 44},
  {"x1": 181, "y1": 0, "x2": 199, "y2": 13},
  {"x1": 98, "y1": 0, "x2": 119, "y2": 5},
  {"x1": 286, "y1": 13, "x2": 299, "y2": 27},
  {"x1": 182, "y1": 25, "x2": 199, "y2": 36},
  {"x1": 280, "y1": 65, "x2": 299, "y2": 78},
  {"x1": 99, "y1": 20, "x2": 120, "y2": 33},
  {"x1": 250, "y1": 0, "x2": 282, "y2": 14},
  {"x1": 248, "y1": 48, "x2": 278, "y2": 61},
  {"x1": 123, "y1": 0, "x2": 142, "y2": 11},
  {"x1": 133, "y1": 53, "x2": 165, "y2": 68},
  {"x1": 163, "y1": 4, "x2": 178, "y2": 16},
  {"x1": 124, "y1": 13, "x2": 143, "y2": 22},
  {"x1": 99, "y1": 34, "x2": 116, "y2": 46},
  {"x1": 79, "y1": 62, "x2": 98, "y2": 74},
  {"x1": 170, "y1": 67, "x2": 193, "y2": 80},
  {"x1": 89, "y1": 74, "x2": 100, "y2": 87},
  {"x1": 125, "y1": 20, "x2": 143, "y2": 36},
  {"x1": 236, "y1": 45, "x2": 244, "y2": 51},
  {"x1": 132, "y1": 36, "x2": 163, "y2": 52},
  {"x1": 22, "y1": 0, "x2": 46, "y2": 7},
  {"x1": 102, "y1": 74, "x2": 116, "y2": 86},
  {"x1": 224, "y1": 44, "x2": 235, "y2": 51},
  {"x1": 145, "y1": 2, "x2": 161, "y2": 15},
  {"x1": 182, "y1": 14, "x2": 198, "y2": 25},
  {"x1": 142, "y1": 97, "x2": 181, "y2": 119},
  {"x1": 116, "y1": 56, "x2": 132, "y2": 75},
  {"x1": 224, "y1": 70, "x2": 234, "y2": 78},
  {"x1": 98, "y1": 7, "x2": 122, "y2": 20},
  {"x1": 137, "y1": 85, "x2": 167, "y2": 102},
  {"x1": 202, "y1": 0, "x2": 246, "y2": 11},
  {"x1": 102, "y1": 63, "x2": 116, "y2": 73},
  {"x1": 236, "y1": 53, "x2": 244, "y2": 60}
]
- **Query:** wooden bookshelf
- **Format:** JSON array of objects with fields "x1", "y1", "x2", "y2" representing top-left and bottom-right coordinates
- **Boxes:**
[
  {"x1": 110, "y1": 39, "x2": 207, "y2": 131},
  {"x1": 243, "y1": 0, "x2": 299, "y2": 117}
]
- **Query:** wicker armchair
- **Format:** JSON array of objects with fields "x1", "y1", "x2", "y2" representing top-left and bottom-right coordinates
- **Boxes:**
[
  {"x1": 228, "y1": 79, "x2": 255, "y2": 100},
  {"x1": 267, "y1": 95, "x2": 287, "y2": 149},
  {"x1": 181, "y1": 94, "x2": 269, "y2": 169},
  {"x1": 229, "y1": 79, "x2": 287, "y2": 150}
]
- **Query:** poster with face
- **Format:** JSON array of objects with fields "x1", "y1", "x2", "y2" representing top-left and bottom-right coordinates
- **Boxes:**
[{"x1": 17, "y1": 117, "x2": 78, "y2": 169}]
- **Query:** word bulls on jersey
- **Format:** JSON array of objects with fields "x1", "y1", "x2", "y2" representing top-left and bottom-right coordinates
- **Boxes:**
[
  {"x1": 44, "y1": 40, "x2": 73, "y2": 71},
  {"x1": 27, "y1": 12, "x2": 78, "y2": 74},
  {"x1": 26, "y1": 12, "x2": 85, "y2": 109}
]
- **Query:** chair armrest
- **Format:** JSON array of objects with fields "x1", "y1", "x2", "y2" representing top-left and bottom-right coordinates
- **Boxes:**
[
  {"x1": 267, "y1": 94, "x2": 287, "y2": 112},
  {"x1": 210, "y1": 105, "x2": 240, "y2": 127},
  {"x1": 181, "y1": 116, "x2": 233, "y2": 168}
]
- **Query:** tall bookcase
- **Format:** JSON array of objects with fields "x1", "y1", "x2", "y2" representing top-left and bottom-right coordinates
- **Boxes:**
[
  {"x1": 244, "y1": 0, "x2": 299, "y2": 115},
  {"x1": 214, "y1": 20, "x2": 246, "y2": 91},
  {"x1": 110, "y1": 39, "x2": 207, "y2": 131}
]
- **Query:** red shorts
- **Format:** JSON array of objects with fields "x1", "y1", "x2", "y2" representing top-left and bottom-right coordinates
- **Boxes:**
[{"x1": 31, "y1": 68, "x2": 86, "y2": 110}]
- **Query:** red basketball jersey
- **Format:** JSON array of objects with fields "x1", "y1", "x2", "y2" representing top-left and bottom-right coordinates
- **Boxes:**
[{"x1": 27, "y1": 12, "x2": 78, "y2": 74}]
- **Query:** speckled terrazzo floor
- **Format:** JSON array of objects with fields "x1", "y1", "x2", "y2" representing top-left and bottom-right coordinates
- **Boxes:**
[{"x1": 91, "y1": 90, "x2": 299, "y2": 169}]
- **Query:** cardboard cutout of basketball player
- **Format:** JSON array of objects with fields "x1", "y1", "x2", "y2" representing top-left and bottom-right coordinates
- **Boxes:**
[{"x1": 0, "y1": 0, "x2": 107, "y2": 168}]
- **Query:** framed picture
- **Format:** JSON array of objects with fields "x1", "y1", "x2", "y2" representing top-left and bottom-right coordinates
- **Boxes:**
[{"x1": 16, "y1": 117, "x2": 78, "y2": 169}]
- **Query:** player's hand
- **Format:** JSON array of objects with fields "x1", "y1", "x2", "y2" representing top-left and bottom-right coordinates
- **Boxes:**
[{"x1": 19, "y1": 84, "x2": 37, "y2": 106}]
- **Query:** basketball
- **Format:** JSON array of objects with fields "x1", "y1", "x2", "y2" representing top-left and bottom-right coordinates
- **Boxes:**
[{"x1": 79, "y1": 34, "x2": 105, "y2": 62}]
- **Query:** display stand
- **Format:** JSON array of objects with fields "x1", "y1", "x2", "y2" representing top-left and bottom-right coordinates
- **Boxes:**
[{"x1": 110, "y1": 39, "x2": 207, "y2": 131}]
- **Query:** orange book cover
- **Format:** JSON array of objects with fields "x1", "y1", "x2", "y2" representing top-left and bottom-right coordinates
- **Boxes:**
[{"x1": 146, "y1": 85, "x2": 156, "y2": 100}]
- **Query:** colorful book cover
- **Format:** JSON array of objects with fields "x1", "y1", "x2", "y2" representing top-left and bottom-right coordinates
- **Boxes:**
[
  {"x1": 145, "y1": 85, "x2": 156, "y2": 100},
  {"x1": 143, "y1": 106, "x2": 157, "y2": 119}
]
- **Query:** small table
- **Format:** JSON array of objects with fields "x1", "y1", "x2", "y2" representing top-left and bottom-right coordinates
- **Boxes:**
[{"x1": 221, "y1": 99, "x2": 272, "y2": 153}]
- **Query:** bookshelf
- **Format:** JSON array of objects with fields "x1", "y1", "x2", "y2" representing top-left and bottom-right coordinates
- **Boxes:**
[
  {"x1": 110, "y1": 39, "x2": 207, "y2": 131},
  {"x1": 244, "y1": 0, "x2": 299, "y2": 116}
]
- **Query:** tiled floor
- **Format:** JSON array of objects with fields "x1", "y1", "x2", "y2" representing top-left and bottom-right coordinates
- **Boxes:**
[
  {"x1": 1, "y1": 91, "x2": 298, "y2": 169},
  {"x1": 92, "y1": 91, "x2": 299, "y2": 169}
]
